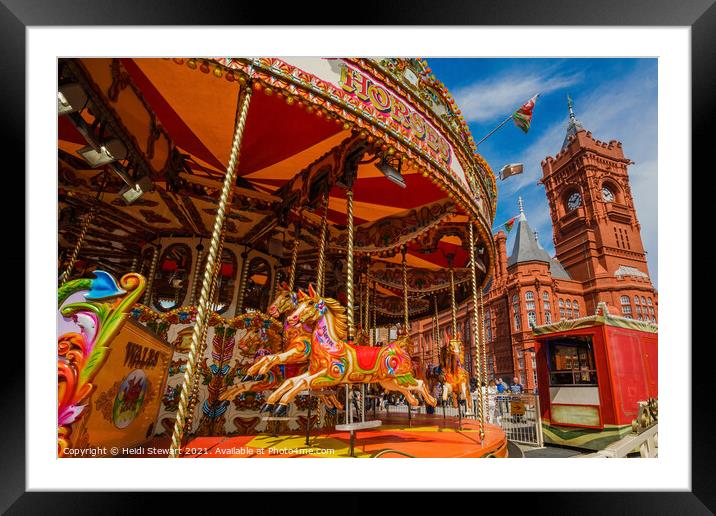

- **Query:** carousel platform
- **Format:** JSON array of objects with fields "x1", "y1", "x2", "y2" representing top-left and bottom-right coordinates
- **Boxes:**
[{"x1": 156, "y1": 414, "x2": 508, "y2": 458}]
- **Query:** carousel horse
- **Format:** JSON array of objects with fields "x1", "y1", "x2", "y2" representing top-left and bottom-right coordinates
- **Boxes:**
[
  {"x1": 220, "y1": 284, "x2": 343, "y2": 410},
  {"x1": 438, "y1": 334, "x2": 473, "y2": 411},
  {"x1": 261, "y1": 284, "x2": 437, "y2": 416}
]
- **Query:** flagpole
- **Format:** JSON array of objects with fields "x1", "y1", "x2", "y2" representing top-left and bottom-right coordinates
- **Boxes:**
[
  {"x1": 476, "y1": 93, "x2": 541, "y2": 148},
  {"x1": 475, "y1": 114, "x2": 513, "y2": 147}
]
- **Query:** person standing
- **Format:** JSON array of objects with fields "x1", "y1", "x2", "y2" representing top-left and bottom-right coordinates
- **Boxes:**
[
  {"x1": 486, "y1": 379, "x2": 498, "y2": 424},
  {"x1": 510, "y1": 377, "x2": 524, "y2": 394}
]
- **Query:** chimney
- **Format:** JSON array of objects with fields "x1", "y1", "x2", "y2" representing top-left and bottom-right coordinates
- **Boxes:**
[{"x1": 494, "y1": 230, "x2": 508, "y2": 282}]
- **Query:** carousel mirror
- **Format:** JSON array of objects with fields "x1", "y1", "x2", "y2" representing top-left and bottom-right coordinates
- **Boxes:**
[
  {"x1": 198, "y1": 247, "x2": 238, "y2": 314},
  {"x1": 152, "y1": 243, "x2": 192, "y2": 312},
  {"x1": 242, "y1": 257, "x2": 272, "y2": 313}
]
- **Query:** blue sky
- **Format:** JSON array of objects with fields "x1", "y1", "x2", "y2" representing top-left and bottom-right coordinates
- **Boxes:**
[{"x1": 427, "y1": 58, "x2": 658, "y2": 287}]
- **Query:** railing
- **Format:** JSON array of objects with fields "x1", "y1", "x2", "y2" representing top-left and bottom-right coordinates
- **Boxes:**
[
  {"x1": 477, "y1": 392, "x2": 544, "y2": 447},
  {"x1": 582, "y1": 424, "x2": 658, "y2": 458}
]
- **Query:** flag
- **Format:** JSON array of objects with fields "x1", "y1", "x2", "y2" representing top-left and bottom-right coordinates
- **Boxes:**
[
  {"x1": 504, "y1": 217, "x2": 517, "y2": 233},
  {"x1": 500, "y1": 163, "x2": 524, "y2": 180},
  {"x1": 512, "y1": 94, "x2": 539, "y2": 133}
]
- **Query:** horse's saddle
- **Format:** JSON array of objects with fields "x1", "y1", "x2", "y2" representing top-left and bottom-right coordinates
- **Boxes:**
[{"x1": 351, "y1": 344, "x2": 382, "y2": 371}]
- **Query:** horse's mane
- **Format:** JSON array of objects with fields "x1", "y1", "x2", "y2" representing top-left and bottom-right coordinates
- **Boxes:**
[{"x1": 320, "y1": 296, "x2": 348, "y2": 342}]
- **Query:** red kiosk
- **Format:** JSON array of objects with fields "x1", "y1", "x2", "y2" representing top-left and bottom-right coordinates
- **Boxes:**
[{"x1": 532, "y1": 302, "x2": 657, "y2": 450}]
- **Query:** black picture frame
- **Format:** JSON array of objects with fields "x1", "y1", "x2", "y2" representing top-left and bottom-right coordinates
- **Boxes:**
[{"x1": 5, "y1": 0, "x2": 710, "y2": 512}]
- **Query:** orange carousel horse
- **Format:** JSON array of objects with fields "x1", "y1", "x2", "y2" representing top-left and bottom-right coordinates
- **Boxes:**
[
  {"x1": 439, "y1": 332, "x2": 473, "y2": 411},
  {"x1": 220, "y1": 283, "x2": 343, "y2": 410},
  {"x1": 260, "y1": 285, "x2": 437, "y2": 416}
]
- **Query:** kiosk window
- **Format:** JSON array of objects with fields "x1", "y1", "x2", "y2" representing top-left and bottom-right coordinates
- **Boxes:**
[{"x1": 548, "y1": 337, "x2": 597, "y2": 386}]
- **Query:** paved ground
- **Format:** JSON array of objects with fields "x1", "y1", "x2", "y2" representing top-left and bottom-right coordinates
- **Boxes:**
[{"x1": 517, "y1": 443, "x2": 592, "y2": 458}]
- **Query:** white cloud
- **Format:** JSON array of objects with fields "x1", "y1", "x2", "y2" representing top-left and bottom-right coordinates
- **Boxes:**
[{"x1": 454, "y1": 65, "x2": 583, "y2": 123}]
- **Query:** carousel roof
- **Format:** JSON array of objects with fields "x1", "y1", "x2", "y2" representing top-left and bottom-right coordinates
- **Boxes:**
[{"x1": 58, "y1": 57, "x2": 496, "y2": 298}]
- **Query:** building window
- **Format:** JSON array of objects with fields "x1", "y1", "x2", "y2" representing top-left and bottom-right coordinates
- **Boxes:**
[
  {"x1": 559, "y1": 308, "x2": 565, "y2": 319},
  {"x1": 525, "y1": 291, "x2": 534, "y2": 301},
  {"x1": 620, "y1": 296, "x2": 632, "y2": 315},
  {"x1": 647, "y1": 297, "x2": 653, "y2": 306},
  {"x1": 512, "y1": 294, "x2": 518, "y2": 304},
  {"x1": 542, "y1": 291, "x2": 549, "y2": 301},
  {"x1": 545, "y1": 311, "x2": 552, "y2": 324},
  {"x1": 528, "y1": 311, "x2": 536, "y2": 328},
  {"x1": 636, "y1": 305, "x2": 642, "y2": 314},
  {"x1": 634, "y1": 296, "x2": 640, "y2": 305},
  {"x1": 558, "y1": 299, "x2": 564, "y2": 308},
  {"x1": 514, "y1": 312, "x2": 521, "y2": 331},
  {"x1": 544, "y1": 301, "x2": 551, "y2": 311},
  {"x1": 526, "y1": 300, "x2": 535, "y2": 310}
]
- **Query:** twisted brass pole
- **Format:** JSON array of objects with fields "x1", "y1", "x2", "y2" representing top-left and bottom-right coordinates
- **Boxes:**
[
  {"x1": 469, "y1": 222, "x2": 485, "y2": 441},
  {"x1": 372, "y1": 279, "x2": 377, "y2": 345},
  {"x1": 364, "y1": 276, "x2": 369, "y2": 343},
  {"x1": 315, "y1": 193, "x2": 329, "y2": 295},
  {"x1": 480, "y1": 287, "x2": 488, "y2": 387},
  {"x1": 402, "y1": 246, "x2": 409, "y2": 333},
  {"x1": 169, "y1": 85, "x2": 252, "y2": 458},
  {"x1": 129, "y1": 256, "x2": 138, "y2": 273},
  {"x1": 287, "y1": 225, "x2": 300, "y2": 291},
  {"x1": 185, "y1": 225, "x2": 225, "y2": 434},
  {"x1": 449, "y1": 267, "x2": 457, "y2": 338},
  {"x1": 235, "y1": 249, "x2": 250, "y2": 313},
  {"x1": 434, "y1": 294, "x2": 440, "y2": 362},
  {"x1": 345, "y1": 188, "x2": 355, "y2": 341},
  {"x1": 359, "y1": 272, "x2": 364, "y2": 331},
  {"x1": 190, "y1": 243, "x2": 205, "y2": 306},
  {"x1": 60, "y1": 208, "x2": 95, "y2": 285},
  {"x1": 143, "y1": 243, "x2": 161, "y2": 306}
]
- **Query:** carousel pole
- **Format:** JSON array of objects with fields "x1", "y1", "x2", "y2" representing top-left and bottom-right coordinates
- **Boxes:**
[
  {"x1": 129, "y1": 256, "x2": 138, "y2": 273},
  {"x1": 364, "y1": 276, "x2": 370, "y2": 344},
  {"x1": 345, "y1": 188, "x2": 355, "y2": 342},
  {"x1": 287, "y1": 224, "x2": 301, "y2": 291},
  {"x1": 434, "y1": 294, "x2": 440, "y2": 363},
  {"x1": 143, "y1": 242, "x2": 161, "y2": 306},
  {"x1": 359, "y1": 271, "x2": 364, "y2": 331},
  {"x1": 185, "y1": 224, "x2": 226, "y2": 435},
  {"x1": 449, "y1": 263, "x2": 457, "y2": 338},
  {"x1": 235, "y1": 248, "x2": 250, "y2": 312},
  {"x1": 190, "y1": 239, "x2": 205, "y2": 306},
  {"x1": 59, "y1": 208, "x2": 96, "y2": 285},
  {"x1": 315, "y1": 193, "x2": 330, "y2": 296},
  {"x1": 469, "y1": 223, "x2": 486, "y2": 441},
  {"x1": 371, "y1": 279, "x2": 377, "y2": 345},
  {"x1": 480, "y1": 288, "x2": 488, "y2": 386},
  {"x1": 168, "y1": 84, "x2": 252, "y2": 458}
]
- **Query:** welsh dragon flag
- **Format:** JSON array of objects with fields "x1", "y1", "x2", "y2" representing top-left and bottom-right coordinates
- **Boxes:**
[{"x1": 512, "y1": 94, "x2": 539, "y2": 133}]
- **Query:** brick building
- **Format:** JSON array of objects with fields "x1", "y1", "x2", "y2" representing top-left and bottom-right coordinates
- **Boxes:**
[{"x1": 409, "y1": 101, "x2": 658, "y2": 391}]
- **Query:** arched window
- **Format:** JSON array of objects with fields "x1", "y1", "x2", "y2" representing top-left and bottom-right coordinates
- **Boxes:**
[
  {"x1": 573, "y1": 300, "x2": 579, "y2": 318},
  {"x1": 153, "y1": 243, "x2": 192, "y2": 312},
  {"x1": 512, "y1": 294, "x2": 518, "y2": 304},
  {"x1": 646, "y1": 297, "x2": 653, "y2": 306},
  {"x1": 558, "y1": 299, "x2": 564, "y2": 307},
  {"x1": 542, "y1": 291, "x2": 549, "y2": 300},
  {"x1": 525, "y1": 291, "x2": 534, "y2": 301},
  {"x1": 634, "y1": 296, "x2": 640, "y2": 305},
  {"x1": 243, "y1": 257, "x2": 273, "y2": 313},
  {"x1": 528, "y1": 311, "x2": 537, "y2": 328},
  {"x1": 198, "y1": 247, "x2": 238, "y2": 314},
  {"x1": 545, "y1": 311, "x2": 552, "y2": 324}
]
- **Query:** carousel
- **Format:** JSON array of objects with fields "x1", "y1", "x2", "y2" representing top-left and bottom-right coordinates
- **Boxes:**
[{"x1": 57, "y1": 57, "x2": 507, "y2": 458}]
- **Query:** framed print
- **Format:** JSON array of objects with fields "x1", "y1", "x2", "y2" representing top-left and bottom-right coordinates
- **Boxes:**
[{"x1": 5, "y1": 0, "x2": 712, "y2": 512}]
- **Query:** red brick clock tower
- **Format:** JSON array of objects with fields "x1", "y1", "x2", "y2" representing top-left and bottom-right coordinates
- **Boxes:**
[{"x1": 540, "y1": 97, "x2": 657, "y2": 316}]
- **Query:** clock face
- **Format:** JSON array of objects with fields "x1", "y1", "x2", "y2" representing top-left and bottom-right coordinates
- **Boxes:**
[
  {"x1": 567, "y1": 192, "x2": 582, "y2": 211},
  {"x1": 602, "y1": 186, "x2": 615, "y2": 202}
]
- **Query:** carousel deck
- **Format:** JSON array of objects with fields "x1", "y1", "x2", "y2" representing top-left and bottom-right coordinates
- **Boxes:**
[{"x1": 141, "y1": 414, "x2": 507, "y2": 458}]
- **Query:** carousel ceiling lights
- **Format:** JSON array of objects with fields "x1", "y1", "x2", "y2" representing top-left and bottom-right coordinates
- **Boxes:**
[
  {"x1": 376, "y1": 155, "x2": 406, "y2": 188},
  {"x1": 77, "y1": 138, "x2": 127, "y2": 168},
  {"x1": 57, "y1": 83, "x2": 87, "y2": 115}
]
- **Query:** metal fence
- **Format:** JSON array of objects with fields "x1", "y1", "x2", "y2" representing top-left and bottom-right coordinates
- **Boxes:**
[{"x1": 481, "y1": 392, "x2": 543, "y2": 447}]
